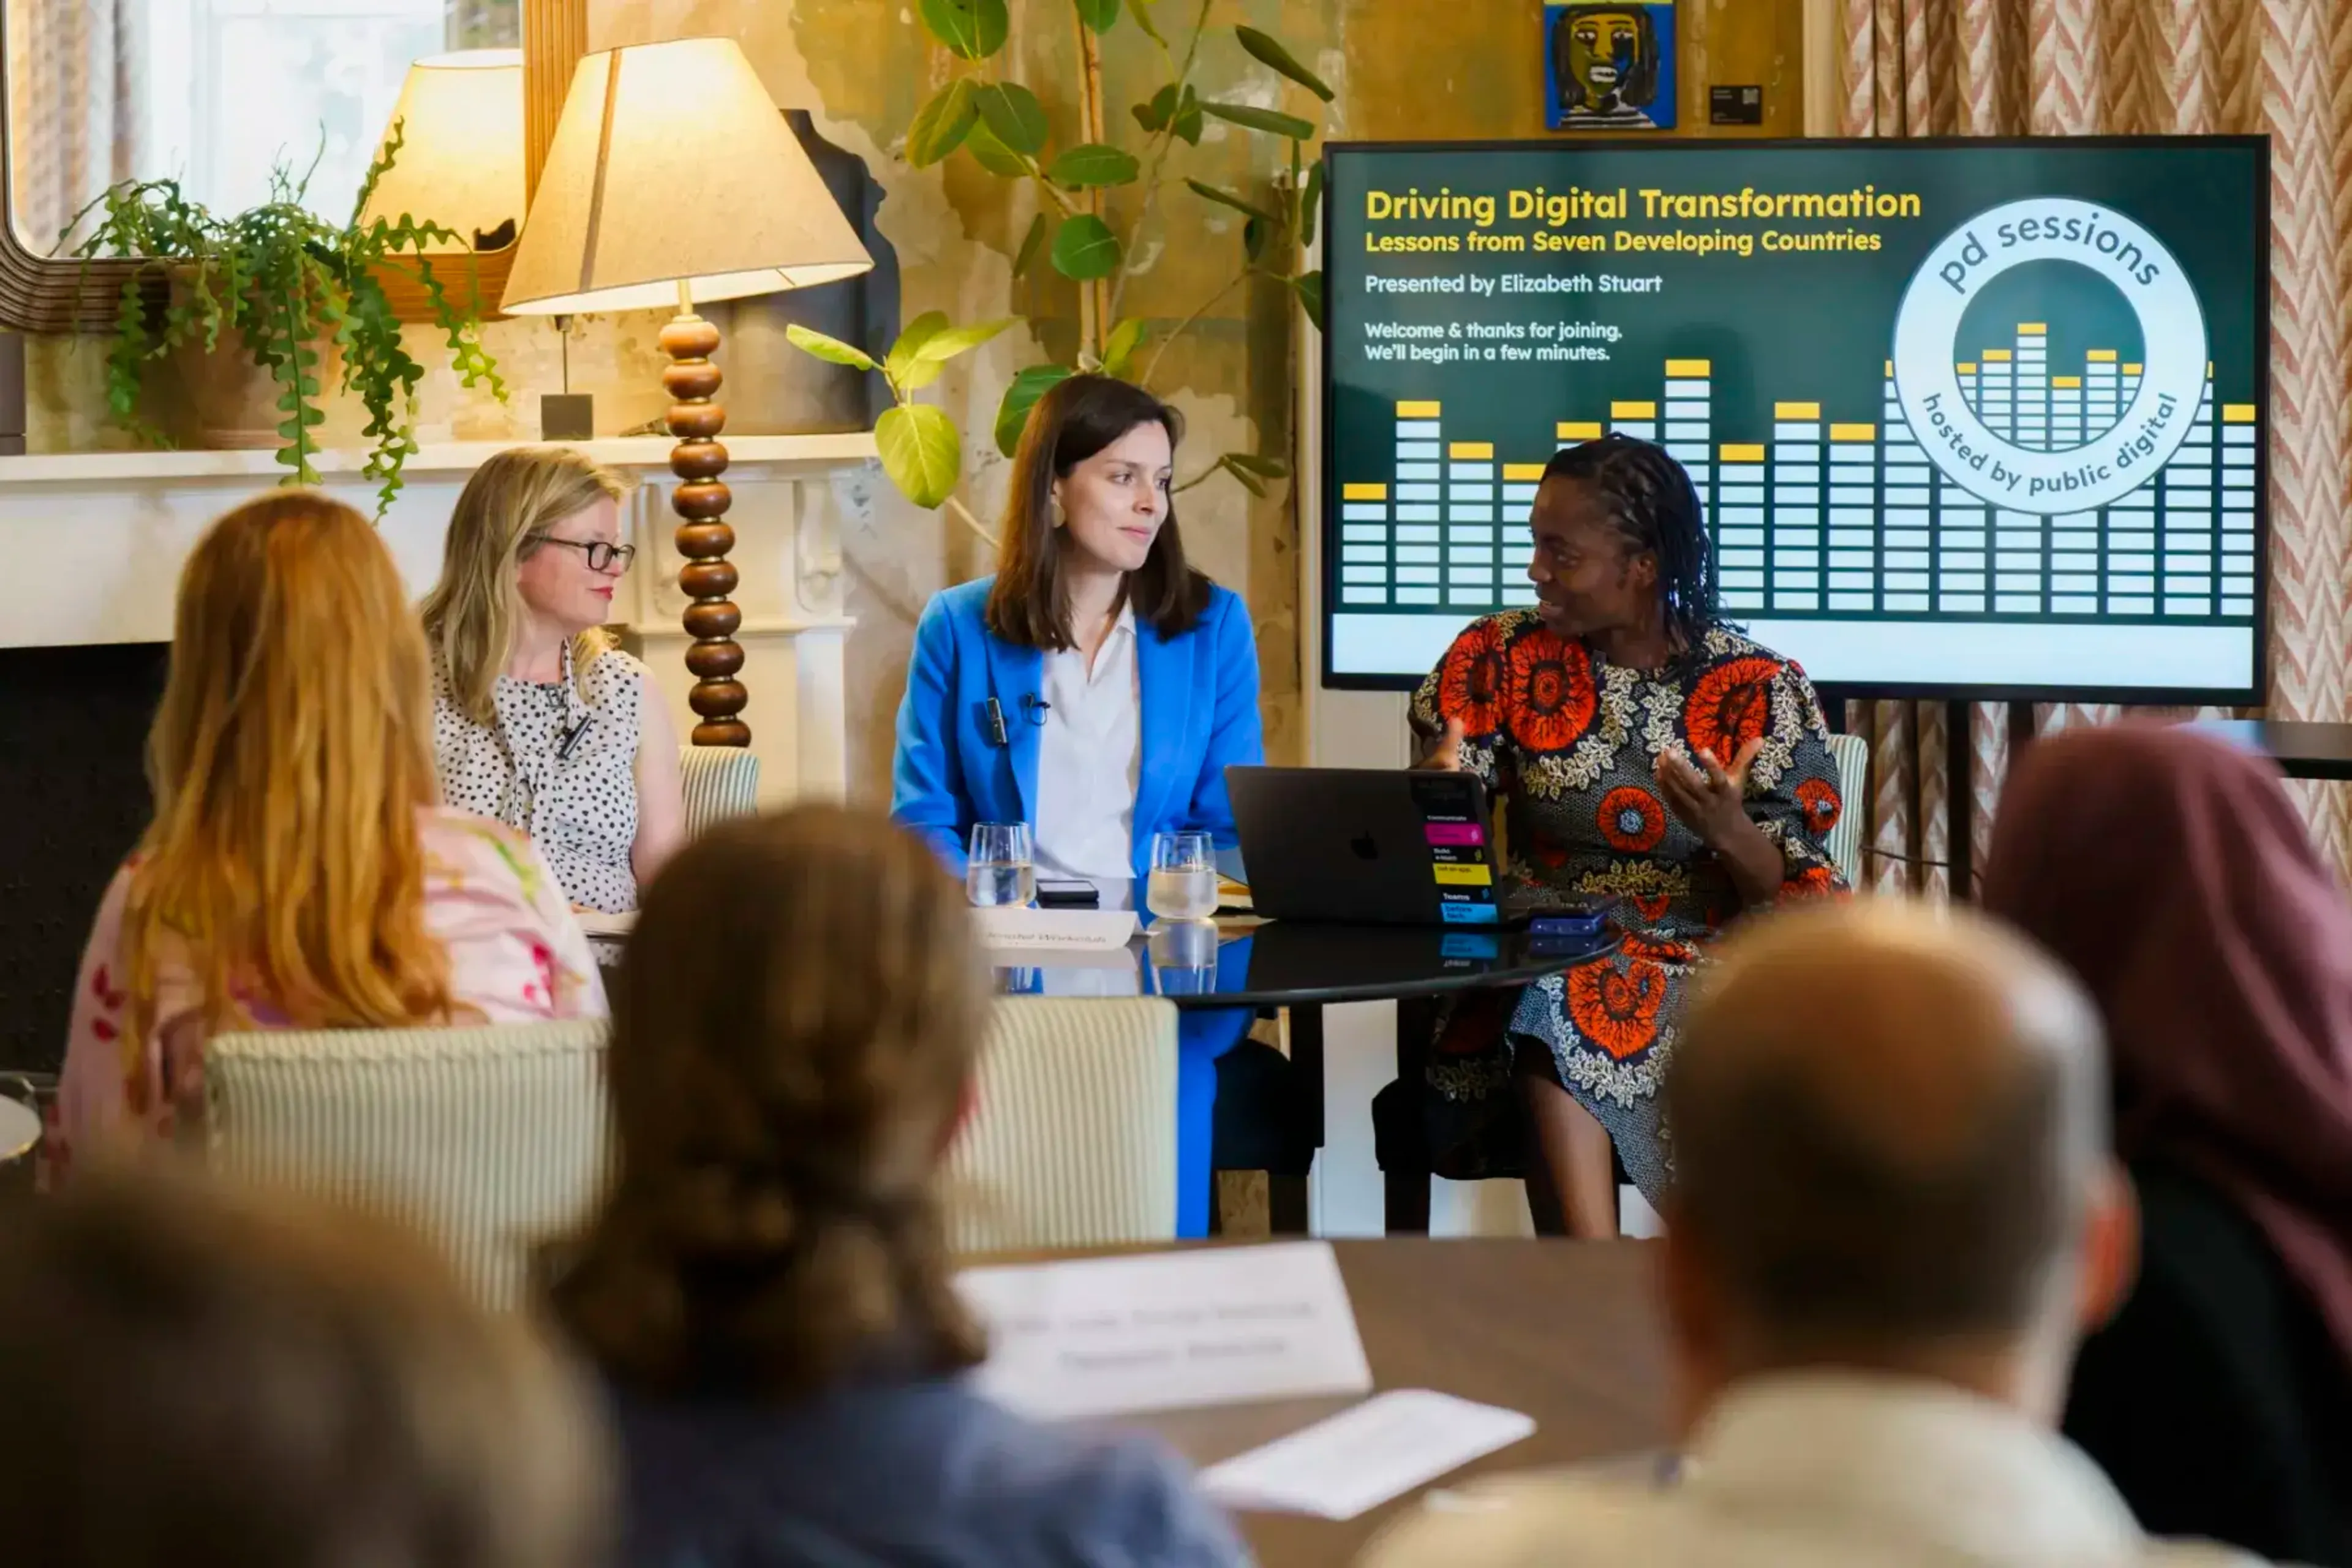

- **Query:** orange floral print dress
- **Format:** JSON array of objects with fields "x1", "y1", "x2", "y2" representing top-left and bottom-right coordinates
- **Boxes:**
[{"x1": 1406, "y1": 611, "x2": 1847, "y2": 1200}]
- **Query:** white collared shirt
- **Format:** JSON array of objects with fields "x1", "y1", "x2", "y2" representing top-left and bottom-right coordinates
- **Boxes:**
[
  {"x1": 1033, "y1": 603, "x2": 1142, "y2": 910},
  {"x1": 1359, "y1": 1371, "x2": 2274, "y2": 1568}
]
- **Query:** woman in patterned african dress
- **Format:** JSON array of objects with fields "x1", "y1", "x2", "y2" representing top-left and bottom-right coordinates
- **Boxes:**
[{"x1": 1406, "y1": 435, "x2": 1846, "y2": 1235}]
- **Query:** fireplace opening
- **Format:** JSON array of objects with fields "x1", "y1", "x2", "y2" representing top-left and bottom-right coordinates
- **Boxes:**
[{"x1": 0, "y1": 643, "x2": 166, "y2": 1077}]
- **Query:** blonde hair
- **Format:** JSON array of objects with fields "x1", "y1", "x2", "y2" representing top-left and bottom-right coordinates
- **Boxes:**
[
  {"x1": 549, "y1": 806, "x2": 990, "y2": 1399},
  {"x1": 420, "y1": 445, "x2": 628, "y2": 726},
  {"x1": 0, "y1": 1172, "x2": 610, "y2": 1568},
  {"x1": 124, "y1": 491, "x2": 453, "y2": 1054}
]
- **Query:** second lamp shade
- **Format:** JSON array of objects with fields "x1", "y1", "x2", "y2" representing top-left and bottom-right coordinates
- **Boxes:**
[{"x1": 500, "y1": 34, "x2": 873, "y2": 315}]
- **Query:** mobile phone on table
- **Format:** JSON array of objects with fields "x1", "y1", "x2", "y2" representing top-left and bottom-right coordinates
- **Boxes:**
[{"x1": 1036, "y1": 879, "x2": 1101, "y2": 910}]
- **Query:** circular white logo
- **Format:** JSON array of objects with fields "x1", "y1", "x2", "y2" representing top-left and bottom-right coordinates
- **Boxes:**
[{"x1": 1892, "y1": 198, "x2": 2206, "y2": 515}]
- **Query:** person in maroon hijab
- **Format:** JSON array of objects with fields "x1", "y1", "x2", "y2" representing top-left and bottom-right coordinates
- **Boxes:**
[{"x1": 1983, "y1": 722, "x2": 2352, "y2": 1566}]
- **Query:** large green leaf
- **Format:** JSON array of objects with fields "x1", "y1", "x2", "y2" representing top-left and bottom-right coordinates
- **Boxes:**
[
  {"x1": 1200, "y1": 100, "x2": 1314, "y2": 140},
  {"x1": 1050, "y1": 213, "x2": 1121, "y2": 280},
  {"x1": 916, "y1": 316, "x2": 1017, "y2": 365},
  {"x1": 785, "y1": 323, "x2": 880, "y2": 372},
  {"x1": 1216, "y1": 453, "x2": 1268, "y2": 497},
  {"x1": 1234, "y1": 26, "x2": 1335, "y2": 101},
  {"x1": 1183, "y1": 178, "x2": 1278, "y2": 225},
  {"x1": 973, "y1": 81, "x2": 1049, "y2": 157},
  {"x1": 1291, "y1": 270, "x2": 1324, "y2": 330},
  {"x1": 876, "y1": 403, "x2": 963, "y2": 509},
  {"x1": 1073, "y1": 0, "x2": 1120, "y2": 31},
  {"x1": 995, "y1": 364, "x2": 1074, "y2": 456},
  {"x1": 1012, "y1": 211, "x2": 1049, "y2": 277},
  {"x1": 1126, "y1": 0, "x2": 1166, "y2": 45},
  {"x1": 1049, "y1": 143, "x2": 1140, "y2": 188},
  {"x1": 907, "y1": 79, "x2": 979, "y2": 167},
  {"x1": 1243, "y1": 215, "x2": 1270, "y2": 263},
  {"x1": 884, "y1": 311, "x2": 951, "y2": 386},
  {"x1": 961, "y1": 118, "x2": 1030, "y2": 177},
  {"x1": 1100, "y1": 316, "x2": 1148, "y2": 380},
  {"x1": 1224, "y1": 451, "x2": 1291, "y2": 478},
  {"x1": 917, "y1": 0, "x2": 1008, "y2": 59},
  {"x1": 1301, "y1": 157, "x2": 1325, "y2": 238}
]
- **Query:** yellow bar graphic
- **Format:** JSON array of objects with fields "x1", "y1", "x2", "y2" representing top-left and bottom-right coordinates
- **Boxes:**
[
  {"x1": 1432, "y1": 862, "x2": 1493, "y2": 888},
  {"x1": 1719, "y1": 443, "x2": 1766, "y2": 462},
  {"x1": 2124, "y1": 363, "x2": 2144, "y2": 375},
  {"x1": 1982, "y1": 349, "x2": 2013, "y2": 362},
  {"x1": 1396, "y1": 400, "x2": 1441, "y2": 418},
  {"x1": 1829, "y1": 423, "x2": 1876, "y2": 442},
  {"x1": 2016, "y1": 322, "x2": 2048, "y2": 334},
  {"x1": 2052, "y1": 375, "x2": 2082, "y2": 389},
  {"x1": 1664, "y1": 358, "x2": 1712, "y2": 376},
  {"x1": 2222, "y1": 404, "x2": 2258, "y2": 424},
  {"x1": 2087, "y1": 349, "x2": 2118, "y2": 363},
  {"x1": 1884, "y1": 360, "x2": 1894, "y2": 376},
  {"x1": 1501, "y1": 463, "x2": 1548, "y2": 481},
  {"x1": 1447, "y1": 442, "x2": 1494, "y2": 459},
  {"x1": 1557, "y1": 421, "x2": 1604, "y2": 440},
  {"x1": 1774, "y1": 401, "x2": 1822, "y2": 419},
  {"x1": 1957, "y1": 363, "x2": 1978, "y2": 375},
  {"x1": 1341, "y1": 483, "x2": 1387, "y2": 501},
  {"x1": 1610, "y1": 401, "x2": 1657, "y2": 418}
]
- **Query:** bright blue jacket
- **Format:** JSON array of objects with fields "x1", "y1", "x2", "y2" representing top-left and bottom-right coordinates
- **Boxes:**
[{"x1": 890, "y1": 575, "x2": 1264, "y2": 887}]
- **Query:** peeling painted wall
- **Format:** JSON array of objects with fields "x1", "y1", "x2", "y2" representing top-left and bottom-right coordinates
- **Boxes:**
[{"x1": 26, "y1": 0, "x2": 1806, "y2": 799}]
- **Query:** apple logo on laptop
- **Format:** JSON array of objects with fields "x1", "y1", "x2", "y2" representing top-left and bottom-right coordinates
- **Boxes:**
[{"x1": 1349, "y1": 831, "x2": 1379, "y2": 861}]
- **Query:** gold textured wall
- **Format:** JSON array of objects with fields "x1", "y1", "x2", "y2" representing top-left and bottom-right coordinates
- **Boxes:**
[{"x1": 26, "y1": 0, "x2": 1807, "y2": 797}]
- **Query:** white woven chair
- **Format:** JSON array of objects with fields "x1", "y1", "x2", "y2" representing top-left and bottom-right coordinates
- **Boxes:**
[
  {"x1": 940, "y1": 998, "x2": 1179, "y2": 1253},
  {"x1": 1825, "y1": 731, "x2": 1870, "y2": 886},
  {"x1": 678, "y1": 744, "x2": 760, "y2": 839},
  {"x1": 203, "y1": 1021, "x2": 609, "y2": 1311}
]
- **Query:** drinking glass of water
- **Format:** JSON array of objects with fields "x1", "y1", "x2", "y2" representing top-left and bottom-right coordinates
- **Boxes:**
[
  {"x1": 967, "y1": 822, "x2": 1036, "y2": 907},
  {"x1": 1147, "y1": 830, "x2": 1218, "y2": 921}
]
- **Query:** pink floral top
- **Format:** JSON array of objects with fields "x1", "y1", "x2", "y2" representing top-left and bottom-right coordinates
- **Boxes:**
[{"x1": 49, "y1": 807, "x2": 606, "y2": 1179}]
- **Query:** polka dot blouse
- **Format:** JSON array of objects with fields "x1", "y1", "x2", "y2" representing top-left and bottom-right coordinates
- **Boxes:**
[{"x1": 432, "y1": 643, "x2": 647, "y2": 914}]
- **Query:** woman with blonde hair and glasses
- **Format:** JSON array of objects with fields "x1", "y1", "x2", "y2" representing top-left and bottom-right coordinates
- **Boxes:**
[
  {"x1": 550, "y1": 806, "x2": 1244, "y2": 1567},
  {"x1": 51, "y1": 492, "x2": 603, "y2": 1174},
  {"x1": 423, "y1": 445, "x2": 685, "y2": 913}
]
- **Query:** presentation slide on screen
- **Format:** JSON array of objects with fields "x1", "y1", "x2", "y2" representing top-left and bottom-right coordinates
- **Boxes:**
[{"x1": 1322, "y1": 140, "x2": 2267, "y2": 699}]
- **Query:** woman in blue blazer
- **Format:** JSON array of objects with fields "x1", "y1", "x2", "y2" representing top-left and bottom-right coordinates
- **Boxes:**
[{"x1": 892, "y1": 374, "x2": 1262, "y2": 1238}]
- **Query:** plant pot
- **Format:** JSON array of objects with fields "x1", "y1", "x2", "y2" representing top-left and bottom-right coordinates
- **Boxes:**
[{"x1": 170, "y1": 323, "x2": 344, "y2": 451}]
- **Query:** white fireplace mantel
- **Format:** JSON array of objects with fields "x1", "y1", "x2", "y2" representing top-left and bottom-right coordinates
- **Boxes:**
[{"x1": 0, "y1": 433, "x2": 880, "y2": 805}]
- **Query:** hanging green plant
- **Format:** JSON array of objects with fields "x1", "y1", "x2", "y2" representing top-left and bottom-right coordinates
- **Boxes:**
[{"x1": 66, "y1": 124, "x2": 506, "y2": 517}]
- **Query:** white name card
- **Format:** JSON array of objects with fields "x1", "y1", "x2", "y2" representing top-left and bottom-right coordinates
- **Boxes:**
[
  {"x1": 974, "y1": 907, "x2": 1139, "y2": 951},
  {"x1": 957, "y1": 1241, "x2": 1374, "y2": 1421},
  {"x1": 1200, "y1": 1390, "x2": 1536, "y2": 1520}
]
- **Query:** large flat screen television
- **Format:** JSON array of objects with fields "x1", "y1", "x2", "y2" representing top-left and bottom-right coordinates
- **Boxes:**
[{"x1": 1319, "y1": 137, "x2": 2270, "y2": 703}]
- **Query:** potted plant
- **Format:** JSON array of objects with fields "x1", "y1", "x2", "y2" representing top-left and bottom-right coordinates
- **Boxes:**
[
  {"x1": 785, "y1": 0, "x2": 1327, "y2": 545},
  {"x1": 67, "y1": 123, "x2": 505, "y2": 516}
]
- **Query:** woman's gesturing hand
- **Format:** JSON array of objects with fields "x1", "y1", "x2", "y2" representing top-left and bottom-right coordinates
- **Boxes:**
[
  {"x1": 1414, "y1": 716, "x2": 1468, "y2": 772},
  {"x1": 1653, "y1": 736, "x2": 1765, "y2": 849}
]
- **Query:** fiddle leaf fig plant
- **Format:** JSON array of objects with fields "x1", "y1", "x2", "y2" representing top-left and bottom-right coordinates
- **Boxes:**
[
  {"x1": 791, "y1": 0, "x2": 1327, "y2": 538},
  {"x1": 66, "y1": 125, "x2": 506, "y2": 517}
]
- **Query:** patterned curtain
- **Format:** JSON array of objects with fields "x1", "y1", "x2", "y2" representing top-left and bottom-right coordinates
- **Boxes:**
[
  {"x1": 6, "y1": 0, "x2": 143, "y2": 251},
  {"x1": 1838, "y1": 0, "x2": 2352, "y2": 891}
]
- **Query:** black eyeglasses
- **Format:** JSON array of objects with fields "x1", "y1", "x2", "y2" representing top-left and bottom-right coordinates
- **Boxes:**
[{"x1": 533, "y1": 537, "x2": 637, "y2": 573}]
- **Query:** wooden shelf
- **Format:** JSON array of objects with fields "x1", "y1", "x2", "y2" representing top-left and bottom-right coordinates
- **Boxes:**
[{"x1": 0, "y1": 431, "x2": 878, "y2": 486}]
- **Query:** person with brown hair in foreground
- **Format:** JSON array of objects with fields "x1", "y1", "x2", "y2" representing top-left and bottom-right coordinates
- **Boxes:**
[
  {"x1": 0, "y1": 1173, "x2": 609, "y2": 1568},
  {"x1": 1365, "y1": 898, "x2": 2283, "y2": 1568},
  {"x1": 548, "y1": 805, "x2": 1246, "y2": 1568}
]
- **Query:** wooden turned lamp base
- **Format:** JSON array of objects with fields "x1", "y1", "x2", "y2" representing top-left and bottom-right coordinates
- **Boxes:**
[{"x1": 660, "y1": 279, "x2": 749, "y2": 747}]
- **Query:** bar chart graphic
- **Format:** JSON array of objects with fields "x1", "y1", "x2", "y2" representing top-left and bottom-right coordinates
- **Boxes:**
[{"x1": 1334, "y1": 351, "x2": 2258, "y2": 625}]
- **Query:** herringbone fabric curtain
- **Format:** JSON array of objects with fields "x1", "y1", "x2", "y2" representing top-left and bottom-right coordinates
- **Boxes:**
[{"x1": 1838, "y1": 0, "x2": 2352, "y2": 891}]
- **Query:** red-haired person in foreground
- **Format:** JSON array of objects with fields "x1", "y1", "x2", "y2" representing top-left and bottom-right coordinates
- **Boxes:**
[{"x1": 51, "y1": 491, "x2": 604, "y2": 1176}]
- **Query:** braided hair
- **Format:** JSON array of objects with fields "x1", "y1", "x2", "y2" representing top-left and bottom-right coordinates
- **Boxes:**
[{"x1": 1542, "y1": 432, "x2": 1720, "y2": 650}]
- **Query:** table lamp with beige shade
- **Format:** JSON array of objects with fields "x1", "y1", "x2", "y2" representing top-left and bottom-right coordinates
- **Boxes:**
[
  {"x1": 356, "y1": 49, "x2": 526, "y2": 323},
  {"x1": 500, "y1": 34, "x2": 874, "y2": 747}
]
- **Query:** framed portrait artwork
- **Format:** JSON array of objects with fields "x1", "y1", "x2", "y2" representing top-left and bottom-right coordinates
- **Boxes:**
[{"x1": 1545, "y1": 1, "x2": 1678, "y2": 131}]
